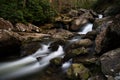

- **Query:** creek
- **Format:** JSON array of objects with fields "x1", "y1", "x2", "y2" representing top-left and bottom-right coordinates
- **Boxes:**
[{"x1": 0, "y1": 15, "x2": 103, "y2": 80}]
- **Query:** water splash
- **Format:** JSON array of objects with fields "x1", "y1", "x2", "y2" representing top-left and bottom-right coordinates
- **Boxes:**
[
  {"x1": 32, "y1": 44, "x2": 50, "y2": 58},
  {"x1": 62, "y1": 59, "x2": 72, "y2": 72},
  {"x1": 78, "y1": 23, "x2": 93, "y2": 34},
  {"x1": 40, "y1": 46, "x2": 64, "y2": 64},
  {"x1": 98, "y1": 14, "x2": 103, "y2": 19}
]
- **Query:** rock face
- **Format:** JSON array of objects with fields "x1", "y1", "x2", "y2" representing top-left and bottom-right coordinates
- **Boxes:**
[
  {"x1": 0, "y1": 18, "x2": 14, "y2": 30},
  {"x1": 100, "y1": 48, "x2": 120, "y2": 76},
  {"x1": 95, "y1": 17, "x2": 120, "y2": 54},
  {"x1": 0, "y1": 30, "x2": 21, "y2": 57},
  {"x1": 15, "y1": 23, "x2": 41, "y2": 32}
]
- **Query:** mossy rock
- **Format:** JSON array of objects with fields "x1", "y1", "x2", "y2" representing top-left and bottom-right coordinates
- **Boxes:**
[{"x1": 66, "y1": 63, "x2": 90, "y2": 80}]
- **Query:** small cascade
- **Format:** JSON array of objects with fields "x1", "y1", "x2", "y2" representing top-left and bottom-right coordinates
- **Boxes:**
[
  {"x1": 61, "y1": 59, "x2": 72, "y2": 72},
  {"x1": 32, "y1": 44, "x2": 50, "y2": 58},
  {"x1": 98, "y1": 14, "x2": 103, "y2": 19},
  {"x1": 0, "y1": 44, "x2": 65, "y2": 79},
  {"x1": 78, "y1": 23, "x2": 93, "y2": 34},
  {"x1": 39, "y1": 46, "x2": 64, "y2": 64}
]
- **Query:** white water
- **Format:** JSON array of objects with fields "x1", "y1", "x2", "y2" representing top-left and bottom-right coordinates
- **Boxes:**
[
  {"x1": 62, "y1": 59, "x2": 72, "y2": 72},
  {"x1": 98, "y1": 14, "x2": 103, "y2": 19},
  {"x1": 78, "y1": 23, "x2": 93, "y2": 34},
  {"x1": 0, "y1": 44, "x2": 64, "y2": 79}
]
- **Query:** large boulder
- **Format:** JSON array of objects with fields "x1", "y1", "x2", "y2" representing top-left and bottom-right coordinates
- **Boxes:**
[
  {"x1": 0, "y1": 30, "x2": 21, "y2": 57},
  {"x1": 95, "y1": 16, "x2": 120, "y2": 54},
  {"x1": 0, "y1": 18, "x2": 14, "y2": 30},
  {"x1": 100, "y1": 48, "x2": 120, "y2": 77}
]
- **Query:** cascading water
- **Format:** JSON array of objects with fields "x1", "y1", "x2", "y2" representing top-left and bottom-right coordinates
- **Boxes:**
[
  {"x1": 98, "y1": 14, "x2": 103, "y2": 19},
  {"x1": 0, "y1": 44, "x2": 64, "y2": 80},
  {"x1": 78, "y1": 23, "x2": 93, "y2": 34}
]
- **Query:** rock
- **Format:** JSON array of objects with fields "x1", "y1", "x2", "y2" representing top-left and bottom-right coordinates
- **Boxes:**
[
  {"x1": 47, "y1": 29, "x2": 73, "y2": 40},
  {"x1": 15, "y1": 23, "x2": 41, "y2": 32},
  {"x1": 83, "y1": 30, "x2": 98, "y2": 40},
  {"x1": 0, "y1": 18, "x2": 14, "y2": 30},
  {"x1": 63, "y1": 47, "x2": 88, "y2": 62},
  {"x1": 66, "y1": 63, "x2": 90, "y2": 80},
  {"x1": 48, "y1": 40, "x2": 66, "y2": 51},
  {"x1": 88, "y1": 75, "x2": 107, "y2": 80},
  {"x1": 69, "y1": 11, "x2": 95, "y2": 31},
  {"x1": 18, "y1": 32, "x2": 50, "y2": 42},
  {"x1": 73, "y1": 56, "x2": 98, "y2": 65},
  {"x1": 100, "y1": 48, "x2": 120, "y2": 76},
  {"x1": 50, "y1": 58, "x2": 62, "y2": 67},
  {"x1": 0, "y1": 30, "x2": 21, "y2": 57},
  {"x1": 70, "y1": 17, "x2": 88, "y2": 31},
  {"x1": 95, "y1": 17, "x2": 120, "y2": 54},
  {"x1": 93, "y1": 17, "x2": 110, "y2": 30},
  {"x1": 20, "y1": 42, "x2": 41, "y2": 56},
  {"x1": 68, "y1": 9, "x2": 79, "y2": 17},
  {"x1": 74, "y1": 39, "x2": 93, "y2": 47}
]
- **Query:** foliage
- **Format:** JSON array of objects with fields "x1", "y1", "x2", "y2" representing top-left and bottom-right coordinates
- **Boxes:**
[{"x1": 0, "y1": 0, "x2": 56, "y2": 25}]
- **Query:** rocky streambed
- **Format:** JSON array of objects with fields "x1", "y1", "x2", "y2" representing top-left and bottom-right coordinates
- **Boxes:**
[{"x1": 0, "y1": 9, "x2": 120, "y2": 80}]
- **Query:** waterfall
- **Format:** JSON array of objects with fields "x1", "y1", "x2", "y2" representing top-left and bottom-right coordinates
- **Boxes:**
[
  {"x1": 78, "y1": 23, "x2": 93, "y2": 34},
  {"x1": 0, "y1": 44, "x2": 64, "y2": 80}
]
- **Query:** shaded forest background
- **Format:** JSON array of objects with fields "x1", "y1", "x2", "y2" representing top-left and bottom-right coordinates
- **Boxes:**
[{"x1": 0, "y1": 0, "x2": 120, "y2": 25}]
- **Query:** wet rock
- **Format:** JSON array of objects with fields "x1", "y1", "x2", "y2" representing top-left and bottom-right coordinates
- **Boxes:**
[
  {"x1": 15, "y1": 23, "x2": 41, "y2": 32},
  {"x1": 50, "y1": 58, "x2": 62, "y2": 67},
  {"x1": 63, "y1": 47, "x2": 88, "y2": 62},
  {"x1": 70, "y1": 17, "x2": 88, "y2": 31},
  {"x1": 0, "y1": 30, "x2": 21, "y2": 57},
  {"x1": 66, "y1": 63, "x2": 90, "y2": 80},
  {"x1": 100, "y1": 48, "x2": 120, "y2": 76},
  {"x1": 95, "y1": 17, "x2": 120, "y2": 54},
  {"x1": 74, "y1": 39, "x2": 93, "y2": 47},
  {"x1": 49, "y1": 40, "x2": 66, "y2": 51},
  {"x1": 47, "y1": 29, "x2": 73, "y2": 40},
  {"x1": 20, "y1": 42, "x2": 41, "y2": 56},
  {"x1": 0, "y1": 18, "x2": 14, "y2": 30},
  {"x1": 73, "y1": 56, "x2": 98, "y2": 65},
  {"x1": 83, "y1": 30, "x2": 98, "y2": 40}
]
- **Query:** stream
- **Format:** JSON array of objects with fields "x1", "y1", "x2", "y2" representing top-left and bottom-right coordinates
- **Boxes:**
[{"x1": 0, "y1": 15, "x2": 104, "y2": 80}]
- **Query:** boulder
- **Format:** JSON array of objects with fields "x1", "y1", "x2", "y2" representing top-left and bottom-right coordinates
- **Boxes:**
[
  {"x1": 63, "y1": 47, "x2": 88, "y2": 62},
  {"x1": 95, "y1": 17, "x2": 120, "y2": 54},
  {"x1": 18, "y1": 32, "x2": 50, "y2": 42},
  {"x1": 15, "y1": 23, "x2": 41, "y2": 32},
  {"x1": 20, "y1": 42, "x2": 41, "y2": 56},
  {"x1": 83, "y1": 30, "x2": 98, "y2": 40},
  {"x1": 0, "y1": 29, "x2": 21, "y2": 57},
  {"x1": 100, "y1": 48, "x2": 120, "y2": 76},
  {"x1": 0, "y1": 18, "x2": 14, "y2": 30},
  {"x1": 71, "y1": 39, "x2": 93, "y2": 48},
  {"x1": 47, "y1": 29, "x2": 73, "y2": 40},
  {"x1": 66, "y1": 63, "x2": 90, "y2": 80},
  {"x1": 50, "y1": 58, "x2": 62, "y2": 67}
]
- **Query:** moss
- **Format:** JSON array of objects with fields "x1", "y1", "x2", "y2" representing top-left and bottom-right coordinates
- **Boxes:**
[{"x1": 67, "y1": 63, "x2": 90, "y2": 80}]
